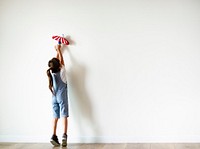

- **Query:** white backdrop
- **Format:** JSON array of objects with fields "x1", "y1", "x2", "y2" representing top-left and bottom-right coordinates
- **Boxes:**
[{"x1": 1, "y1": 0, "x2": 200, "y2": 143}]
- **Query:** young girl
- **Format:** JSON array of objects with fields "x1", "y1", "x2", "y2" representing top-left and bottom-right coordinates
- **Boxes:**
[{"x1": 46, "y1": 44, "x2": 68, "y2": 147}]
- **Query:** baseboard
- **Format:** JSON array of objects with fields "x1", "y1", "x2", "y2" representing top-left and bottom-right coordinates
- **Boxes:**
[{"x1": 1, "y1": 135, "x2": 200, "y2": 143}]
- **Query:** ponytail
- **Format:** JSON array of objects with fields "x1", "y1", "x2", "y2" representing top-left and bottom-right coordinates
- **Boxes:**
[
  {"x1": 47, "y1": 68, "x2": 54, "y2": 94},
  {"x1": 47, "y1": 58, "x2": 60, "y2": 94}
]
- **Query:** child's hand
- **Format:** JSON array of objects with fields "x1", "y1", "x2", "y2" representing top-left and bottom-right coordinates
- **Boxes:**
[
  {"x1": 57, "y1": 44, "x2": 61, "y2": 50},
  {"x1": 54, "y1": 45, "x2": 61, "y2": 51}
]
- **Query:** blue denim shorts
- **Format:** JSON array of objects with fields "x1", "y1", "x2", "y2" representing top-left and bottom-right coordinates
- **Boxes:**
[{"x1": 52, "y1": 88, "x2": 69, "y2": 118}]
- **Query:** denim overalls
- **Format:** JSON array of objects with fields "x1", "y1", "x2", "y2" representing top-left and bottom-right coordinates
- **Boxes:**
[{"x1": 52, "y1": 70, "x2": 68, "y2": 118}]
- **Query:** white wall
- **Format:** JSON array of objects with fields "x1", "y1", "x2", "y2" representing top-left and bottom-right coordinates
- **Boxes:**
[{"x1": 1, "y1": 0, "x2": 200, "y2": 143}]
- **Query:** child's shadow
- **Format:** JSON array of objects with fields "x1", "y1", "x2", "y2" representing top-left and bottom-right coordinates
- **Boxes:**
[{"x1": 64, "y1": 38, "x2": 101, "y2": 142}]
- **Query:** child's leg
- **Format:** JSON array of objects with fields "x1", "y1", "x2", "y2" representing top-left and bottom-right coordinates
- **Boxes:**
[
  {"x1": 63, "y1": 117, "x2": 68, "y2": 134},
  {"x1": 53, "y1": 118, "x2": 59, "y2": 135},
  {"x1": 50, "y1": 118, "x2": 60, "y2": 146}
]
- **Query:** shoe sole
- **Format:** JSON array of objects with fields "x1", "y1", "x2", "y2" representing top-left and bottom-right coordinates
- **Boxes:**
[
  {"x1": 50, "y1": 139, "x2": 60, "y2": 146},
  {"x1": 62, "y1": 139, "x2": 67, "y2": 147}
]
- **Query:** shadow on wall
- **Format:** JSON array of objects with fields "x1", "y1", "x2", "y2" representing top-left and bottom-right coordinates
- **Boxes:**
[{"x1": 63, "y1": 36, "x2": 101, "y2": 142}]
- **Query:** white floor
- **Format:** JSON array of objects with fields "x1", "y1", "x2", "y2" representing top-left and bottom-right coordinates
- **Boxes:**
[{"x1": 1, "y1": 143, "x2": 200, "y2": 149}]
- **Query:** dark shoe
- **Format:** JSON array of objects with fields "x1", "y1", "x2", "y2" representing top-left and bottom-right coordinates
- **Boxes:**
[
  {"x1": 62, "y1": 133, "x2": 67, "y2": 147},
  {"x1": 50, "y1": 134, "x2": 60, "y2": 146}
]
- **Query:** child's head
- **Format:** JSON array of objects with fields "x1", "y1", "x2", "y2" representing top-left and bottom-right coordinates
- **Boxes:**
[{"x1": 48, "y1": 58, "x2": 61, "y2": 73}]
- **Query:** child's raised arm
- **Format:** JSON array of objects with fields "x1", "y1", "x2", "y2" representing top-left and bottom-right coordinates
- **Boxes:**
[{"x1": 55, "y1": 44, "x2": 65, "y2": 66}]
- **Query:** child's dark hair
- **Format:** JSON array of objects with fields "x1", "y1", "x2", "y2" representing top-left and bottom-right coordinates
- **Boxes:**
[{"x1": 47, "y1": 58, "x2": 61, "y2": 93}]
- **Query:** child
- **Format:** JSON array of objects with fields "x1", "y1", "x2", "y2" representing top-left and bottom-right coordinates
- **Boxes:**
[{"x1": 46, "y1": 44, "x2": 68, "y2": 147}]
